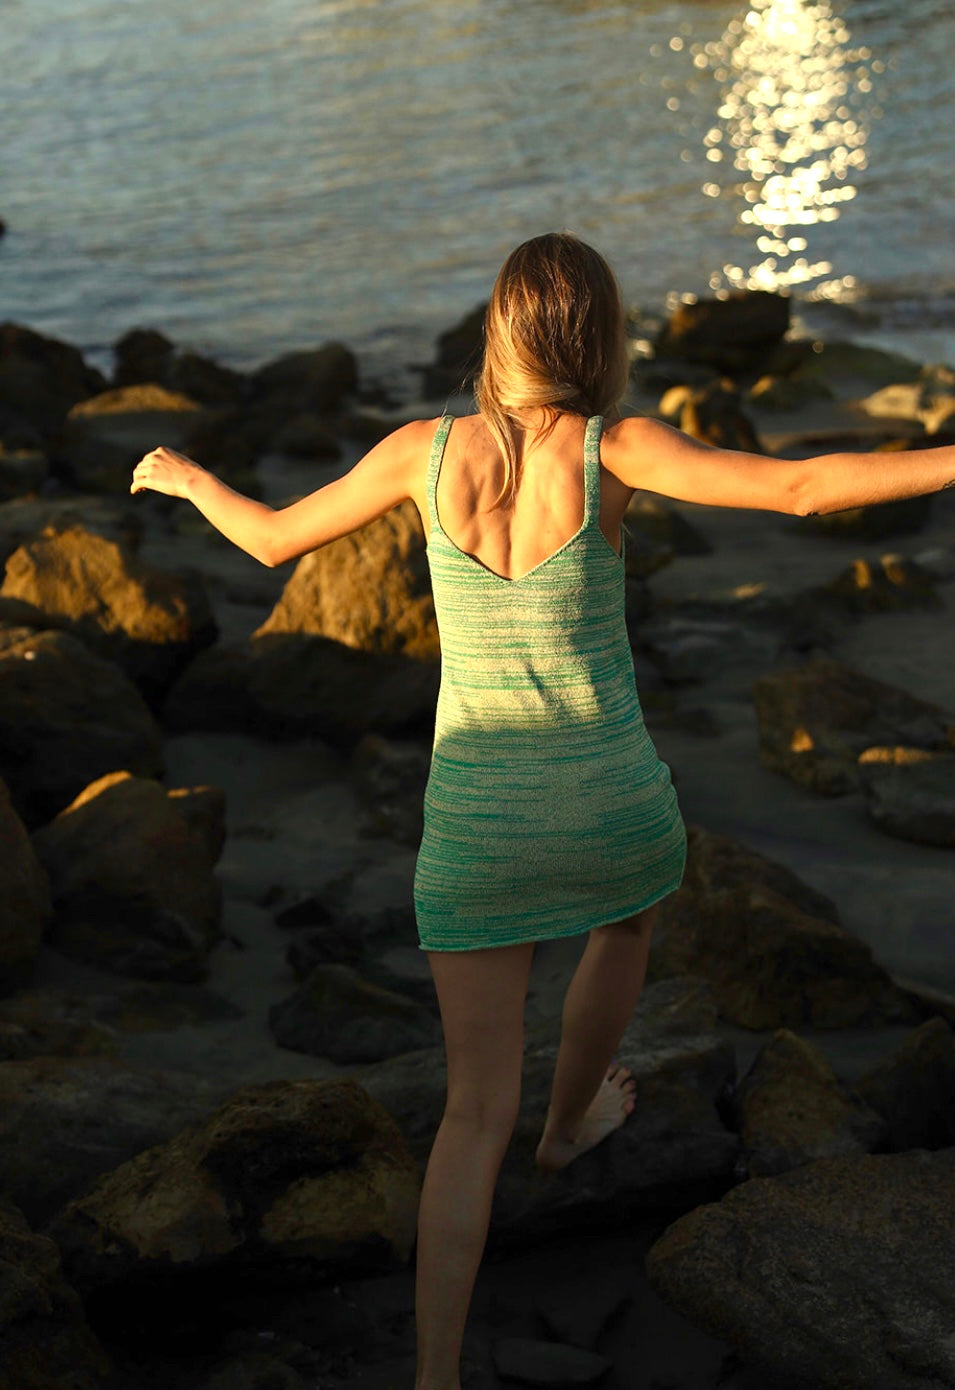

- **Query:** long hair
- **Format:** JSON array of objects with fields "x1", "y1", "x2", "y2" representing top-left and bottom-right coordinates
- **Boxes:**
[{"x1": 475, "y1": 232, "x2": 630, "y2": 501}]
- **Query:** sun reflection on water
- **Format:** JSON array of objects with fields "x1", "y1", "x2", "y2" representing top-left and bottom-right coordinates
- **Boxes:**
[{"x1": 687, "y1": 0, "x2": 881, "y2": 297}]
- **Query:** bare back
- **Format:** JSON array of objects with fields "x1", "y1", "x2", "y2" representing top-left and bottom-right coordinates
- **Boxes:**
[{"x1": 432, "y1": 413, "x2": 632, "y2": 583}]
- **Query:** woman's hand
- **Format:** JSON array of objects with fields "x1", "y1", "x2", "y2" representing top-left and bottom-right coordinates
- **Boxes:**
[{"x1": 131, "y1": 446, "x2": 205, "y2": 499}]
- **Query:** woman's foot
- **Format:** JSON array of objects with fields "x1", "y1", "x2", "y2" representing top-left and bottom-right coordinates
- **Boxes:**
[{"x1": 534, "y1": 1063, "x2": 636, "y2": 1172}]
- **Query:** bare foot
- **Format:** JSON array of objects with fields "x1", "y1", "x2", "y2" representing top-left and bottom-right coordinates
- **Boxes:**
[{"x1": 534, "y1": 1063, "x2": 636, "y2": 1172}]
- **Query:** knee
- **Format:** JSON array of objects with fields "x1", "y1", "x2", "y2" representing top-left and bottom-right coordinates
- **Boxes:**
[
  {"x1": 443, "y1": 1085, "x2": 522, "y2": 1142},
  {"x1": 592, "y1": 905, "x2": 657, "y2": 941}
]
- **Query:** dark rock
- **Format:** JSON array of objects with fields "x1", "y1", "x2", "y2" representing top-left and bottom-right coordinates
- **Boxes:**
[
  {"x1": 167, "y1": 350, "x2": 246, "y2": 407},
  {"x1": 164, "y1": 632, "x2": 438, "y2": 747},
  {"x1": 0, "y1": 777, "x2": 51, "y2": 997},
  {"x1": 655, "y1": 292, "x2": 789, "y2": 375},
  {"x1": 734, "y1": 1028, "x2": 886, "y2": 1176},
  {"x1": 0, "y1": 981, "x2": 240, "y2": 1061},
  {"x1": 256, "y1": 499, "x2": 439, "y2": 662},
  {"x1": 859, "y1": 750, "x2": 955, "y2": 846},
  {"x1": 167, "y1": 782, "x2": 227, "y2": 865},
  {"x1": 285, "y1": 926, "x2": 363, "y2": 978},
  {"x1": 0, "y1": 323, "x2": 106, "y2": 437},
  {"x1": 33, "y1": 770, "x2": 223, "y2": 983},
  {"x1": 0, "y1": 626, "x2": 164, "y2": 827},
  {"x1": 268, "y1": 963, "x2": 440, "y2": 1063},
  {"x1": 419, "y1": 303, "x2": 486, "y2": 397},
  {"x1": 791, "y1": 339, "x2": 923, "y2": 391},
  {"x1": 752, "y1": 656, "x2": 955, "y2": 795},
  {"x1": 47, "y1": 1078, "x2": 420, "y2": 1294},
  {"x1": 1, "y1": 524, "x2": 217, "y2": 703},
  {"x1": 856, "y1": 1016, "x2": 955, "y2": 1151},
  {"x1": 679, "y1": 378, "x2": 765, "y2": 452},
  {"x1": 747, "y1": 372, "x2": 833, "y2": 411},
  {"x1": 622, "y1": 494, "x2": 712, "y2": 582},
  {"x1": 178, "y1": 405, "x2": 262, "y2": 483},
  {"x1": 269, "y1": 411, "x2": 342, "y2": 459},
  {"x1": 352, "y1": 733, "x2": 430, "y2": 845},
  {"x1": 249, "y1": 343, "x2": 358, "y2": 416},
  {"x1": 0, "y1": 493, "x2": 142, "y2": 569},
  {"x1": 356, "y1": 979, "x2": 739, "y2": 1236},
  {"x1": 646, "y1": 1149, "x2": 955, "y2": 1390},
  {"x1": 0, "y1": 446, "x2": 47, "y2": 501},
  {"x1": 0, "y1": 1198, "x2": 113, "y2": 1390},
  {"x1": 653, "y1": 881, "x2": 908, "y2": 1030},
  {"x1": 662, "y1": 823, "x2": 841, "y2": 925},
  {"x1": 0, "y1": 1056, "x2": 223, "y2": 1226},
  {"x1": 113, "y1": 329, "x2": 246, "y2": 407},
  {"x1": 112, "y1": 328, "x2": 175, "y2": 388},
  {"x1": 274, "y1": 892, "x2": 338, "y2": 931},
  {"x1": 57, "y1": 382, "x2": 204, "y2": 492},
  {"x1": 491, "y1": 1337, "x2": 612, "y2": 1388}
]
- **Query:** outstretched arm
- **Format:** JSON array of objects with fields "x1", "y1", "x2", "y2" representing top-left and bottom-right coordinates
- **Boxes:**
[
  {"x1": 602, "y1": 416, "x2": 955, "y2": 515},
  {"x1": 131, "y1": 418, "x2": 435, "y2": 566}
]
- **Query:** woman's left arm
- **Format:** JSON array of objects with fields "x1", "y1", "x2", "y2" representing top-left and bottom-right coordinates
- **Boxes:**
[{"x1": 131, "y1": 419, "x2": 435, "y2": 566}]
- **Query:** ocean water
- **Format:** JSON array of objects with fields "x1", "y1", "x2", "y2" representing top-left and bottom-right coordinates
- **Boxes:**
[{"x1": 2, "y1": 0, "x2": 953, "y2": 383}]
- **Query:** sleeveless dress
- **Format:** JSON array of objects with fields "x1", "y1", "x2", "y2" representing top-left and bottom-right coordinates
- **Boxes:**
[{"x1": 413, "y1": 413, "x2": 687, "y2": 951}]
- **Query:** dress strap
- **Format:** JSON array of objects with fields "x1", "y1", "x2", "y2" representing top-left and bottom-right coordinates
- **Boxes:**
[
  {"x1": 583, "y1": 415, "x2": 604, "y2": 527},
  {"x1": 427, "y1": 414, "x2": 455, "y2": 533}
]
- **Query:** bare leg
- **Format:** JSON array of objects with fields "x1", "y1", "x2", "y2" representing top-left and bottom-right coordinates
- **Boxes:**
[
  {"x1": 535, "y1": 905, "x2": 657, "y2": 1172},
  {"x1": 415, "y1": 941, "x2": 535, "y2": 1390}
]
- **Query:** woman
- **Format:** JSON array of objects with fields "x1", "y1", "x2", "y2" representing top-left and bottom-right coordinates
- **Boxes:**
[{"x1": 133, "y1": 232, "x2": 954, "y2": 1390}]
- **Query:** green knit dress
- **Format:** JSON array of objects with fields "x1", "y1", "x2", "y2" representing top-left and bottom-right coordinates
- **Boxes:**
[{"x1": 414, "y1": 414, "x2": 686, "y2": 951}]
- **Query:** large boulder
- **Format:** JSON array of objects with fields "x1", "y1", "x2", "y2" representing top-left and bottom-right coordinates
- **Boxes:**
[
  {"x1": 1, "y1": 525, "x2": 217, "y2": 703},
  {"x1": 646, "y1": 1149, "x2": 955, "y2": 1390},
  {"x1": 268, "y1": 963, "x2": 440, "y2": 1063},
  {"x1": 0, "y1": 1198, "x2": 113, "y2": 1390},
  {"x1": 113, "y1": 328, "x2": 246, "y2": 406},
  {"x1": 0, "y1": 1056, "x2": 224, "y2": 1226},
  {"x1": 33, "y1": 771, "x2": 223, "y2": 983},
  {"x1": 57, "y1": 382, "x2": 204, "y2": 492},
  {"x1": 0, "y1": 626, "x2": 164, "y2": 827},
  {"x1": 0, "y1": 323, "x2": 106, "y2": 437},
  {"x1": 256, "y1": 500, "x2": 439, "y2": 662},
  {"x1": 419, "y1": 303, "x2": 486, "y2": 397},
  {"x1": 0, "y1": 778, "x2": 51, "y2": 998},
  {"x1": 654, "y1": 292, "x2": 790, "y2": 375},
  {"x1": 855, "y1": 1017, "x2": 955, "y2": 1152},
  {"x1": 0, "y1": 494, "x2": 142, "y2": 569},
  {"x1": 1, "y1": 522, "x2": 215, "y2": 706},
  {"x1": 249, "y1": 343, "x2": 358, "y2": 417},
  {"x1": 164, "y1": 632, "x2": 438, "y2": 747},
  {"x1": 653, "y1": 882, "x2": 908, "y2": 1030},
  {"x1": 47, "y1": 1079, "x2": 419, "y2": 1295},
  {"x1": 733, "y1": 1028, "x2": 885, "y2": 1177},
  {"x1": 789, "y1": 339, "x2": 923, "y2": 392},
  {"x1": 357, "y1": 978, "x2": 740, "y2": 1243},
  {"x1": 752, "y1": 656, "x2": 955, "y2": 795},
  {"x1": 678, "y1": 378, "x2": 765, "y2": 452},
  {"x1": 859, "y1": 750, "x2": 955, "y2": 847},
  {"x1": 649, "y1": 826, "x2": 910, "y2": 1029}
]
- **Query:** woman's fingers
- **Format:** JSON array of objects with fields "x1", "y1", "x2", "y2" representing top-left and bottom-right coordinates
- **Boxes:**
[{"x1": 130, "y1": 446, "x2": 196, "y2": 496}]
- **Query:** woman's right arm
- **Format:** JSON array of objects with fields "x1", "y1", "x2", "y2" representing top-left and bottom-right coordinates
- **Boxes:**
[{"x1": 603, "y1": 416, "x2": 955, "y2": 515}]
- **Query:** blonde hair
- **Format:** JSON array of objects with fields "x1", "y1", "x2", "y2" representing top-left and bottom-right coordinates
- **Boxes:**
[{"x1": 475, "y1": 232, "x2": 630, "y2": 502}]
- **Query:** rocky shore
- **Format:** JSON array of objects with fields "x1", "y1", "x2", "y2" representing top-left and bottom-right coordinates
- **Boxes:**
[{"x1": 1, "y1": 290, "x2": 954, "y2": 1390}]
